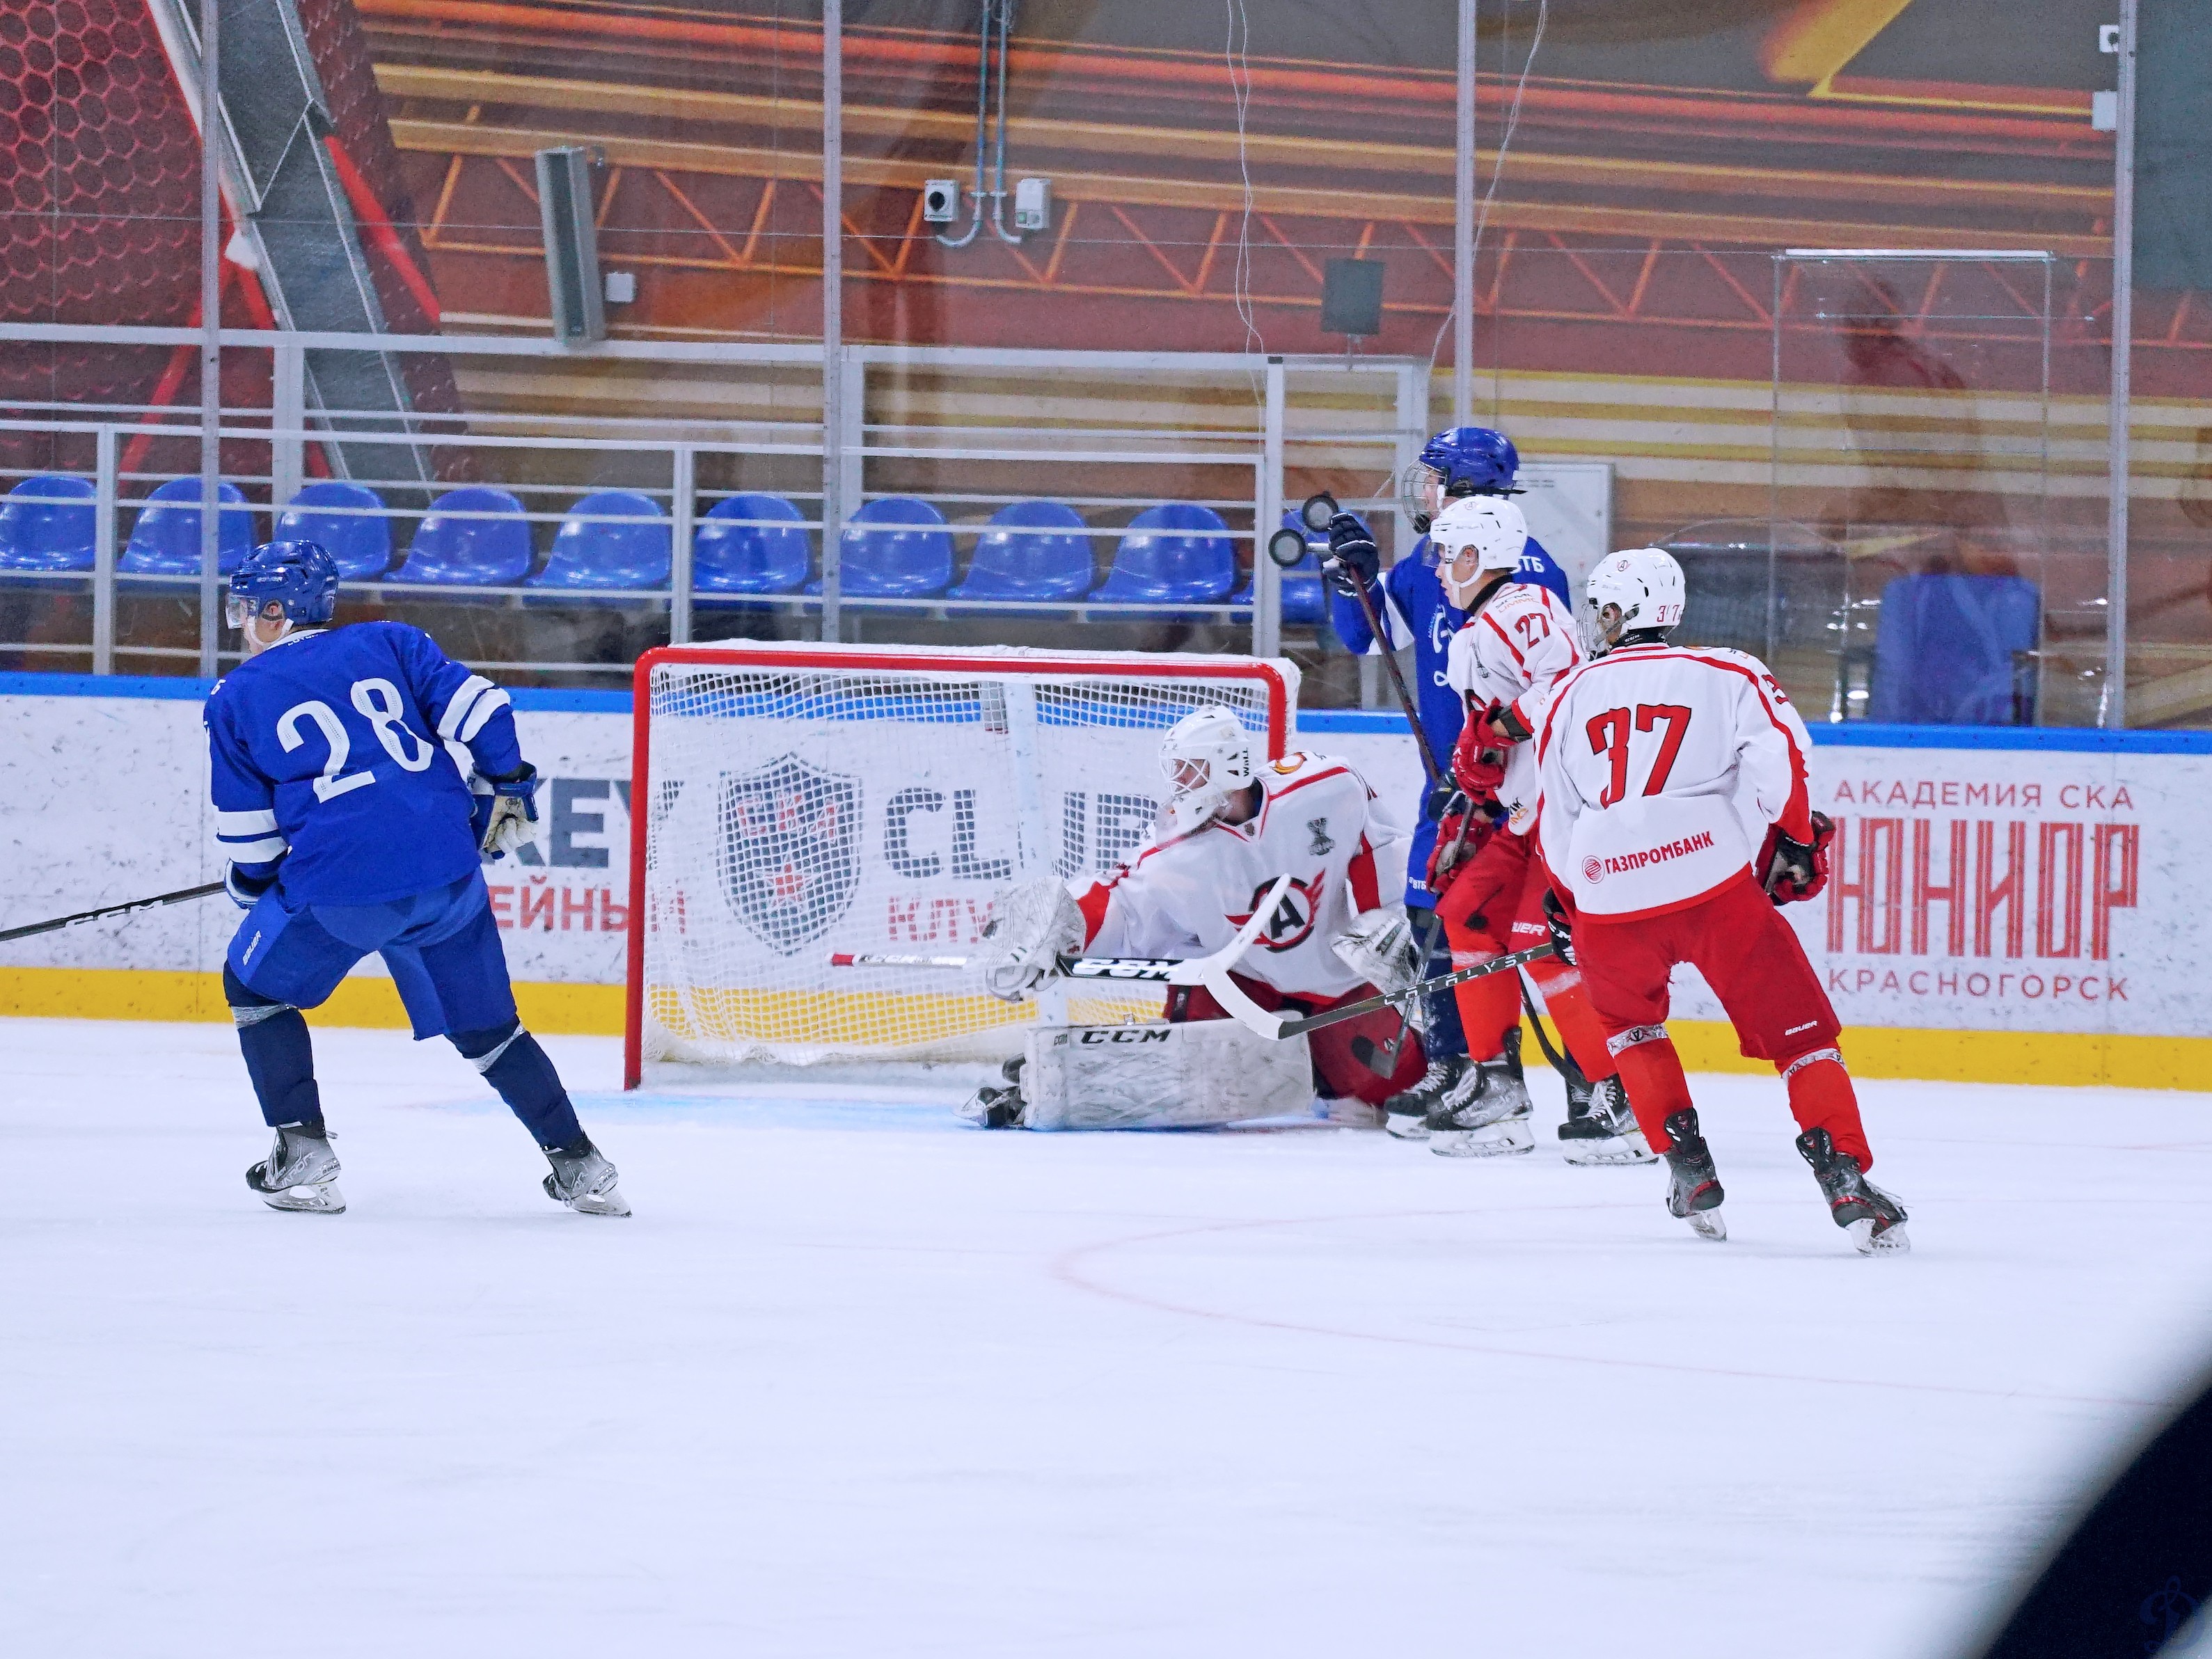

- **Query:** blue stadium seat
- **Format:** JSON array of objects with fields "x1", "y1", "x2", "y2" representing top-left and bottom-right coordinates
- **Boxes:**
[
  {"x1": 1869, "y1": 572, "x2": 2041, "y2": 726},
  {"x1": 810, "y1": 495, "x2": 952, "y2": 598},
  {"x1": 1231, "y1": 505, "x2": 1329, "y2": 624},
  {"x1": 0, "y1": 475, "x2": 95, "y2": 571},
  {"x1": 118, "y1": 477, "x2": 255, "y2": 576},
  {"x1": 949, "y1": 500, "x2": 1096, "y2": 601},
  {"x1": 388, "y1": 486, "x2": 534, "y2": 587},
  {"x1": 275, "y1": 480, "x2": 393, "y2": 580},
  {"x1": 693, "y1": 493, "x2": 812, "y2": 596},
  {"x1": 1091, "y1": 502, "x2": 1236, "y2": 605},
  {"x1": 528, "y1": 491, "x2": 671, "y2": 591}
]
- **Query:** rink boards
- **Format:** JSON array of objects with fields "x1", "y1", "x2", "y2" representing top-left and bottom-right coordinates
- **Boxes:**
[{"x1": 0, "y1": 675, "x2": 2207, "y2": 1090}]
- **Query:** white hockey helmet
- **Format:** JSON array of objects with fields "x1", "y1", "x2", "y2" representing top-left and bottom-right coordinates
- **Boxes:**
[
  {"x1": 1428, "y1": 495, "x2": 1528, "y2": 608},
  {"x1": 1584, "y1": 546, "x2": 1686, "y2": 651},
  {"x1": 1158, "y1": 705, "x2": 1254, "y2": 832}
]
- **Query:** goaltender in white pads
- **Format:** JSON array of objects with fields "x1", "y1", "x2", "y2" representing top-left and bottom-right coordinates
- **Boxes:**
[{"x1": 961, "y1": 706, "x2": 1423, "y2": 1129}]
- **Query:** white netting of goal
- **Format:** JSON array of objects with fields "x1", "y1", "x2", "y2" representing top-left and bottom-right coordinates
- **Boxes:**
[{"x1": 635, "y1": 645, "x2": 1297, "y2": 1070}]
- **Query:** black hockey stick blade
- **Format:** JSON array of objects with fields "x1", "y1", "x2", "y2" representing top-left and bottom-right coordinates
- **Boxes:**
[
  {"x1": 0, "y1": 880, "x2": 227, "y2": 944},
  {"x1": 1274, "y1": 943, "x2": 1557, "y2": 1041}
]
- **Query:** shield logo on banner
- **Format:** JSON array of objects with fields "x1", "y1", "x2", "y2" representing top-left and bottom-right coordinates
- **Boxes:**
[{"x1": 716, "y1": 755, "x2": 861, "y2": 955}]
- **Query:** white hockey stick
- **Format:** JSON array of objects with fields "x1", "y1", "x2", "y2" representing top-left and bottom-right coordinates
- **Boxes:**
[{"x1": 829, "y1": 876, "x2": 1296, "y2": 999}]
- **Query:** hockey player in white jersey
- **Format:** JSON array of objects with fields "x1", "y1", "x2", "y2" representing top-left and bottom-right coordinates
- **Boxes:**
[
  {"x1": 1397, "y1": 496, "x2": 1644, "y2": 1161},
  {"x1": 1535, "y1": 547, "x2": 1908, "y2": 1252},
  {"x1": 966, "y1": 707, "x2": 1428, "y2": 1125}
]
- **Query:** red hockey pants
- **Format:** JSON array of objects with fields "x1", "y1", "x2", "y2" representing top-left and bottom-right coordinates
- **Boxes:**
[
  {"x1": 1171, "y1": 973, "x2": 1426, "y2": 1106},
  {"x1": 1433, "y1": 827, "x2": 1619, "y2": 1083},
  {"x1": 1572, "y1": 873, "x2": 1872, "y2": 1168}
]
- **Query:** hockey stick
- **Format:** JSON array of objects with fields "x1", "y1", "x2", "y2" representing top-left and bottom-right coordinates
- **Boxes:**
[
  {"x1": 831, "y1": 875, "x2": 1295, "y2": 992},
  {"x1": 1217, "y1": 942, "x2": 1559, "y2": 1043},
  {"x1": 1300, "y1": 491, "x2": 1446, "y2": 784},
  {"x1": 0, "y1": 880, "x2": 226, "y2": 944}
]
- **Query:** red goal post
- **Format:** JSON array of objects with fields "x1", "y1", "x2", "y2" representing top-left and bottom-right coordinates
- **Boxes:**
[{"x1": 623, "y1": 643, "x2": 1298, "y2": 1087}]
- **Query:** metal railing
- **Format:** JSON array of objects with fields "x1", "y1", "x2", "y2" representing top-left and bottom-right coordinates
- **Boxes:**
[{"x1": 0, "y1": 326, "x2": 1429, "y2": 681}]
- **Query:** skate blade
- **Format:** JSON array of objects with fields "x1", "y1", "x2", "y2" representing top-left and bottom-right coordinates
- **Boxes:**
[
  {"x1": 1384, "y1": 1114, "x2": 1431, "y2": 1141},
  {"x1": 1686, "y1": 1208, "x2": 1727, "y2": 1241},
  {"x1": 258, "y1": 1182, "x2": 345, "y2": 1215},
  {"x1": 564, "y1": 1184, "x2": 632, "y2": 1218},
  {"x1": 1849, "y1": 1217, "x2": 1909, "y2": 1254},
  {"x1": 1430, "y1": 1125, "x2": 1536, "y2": 1159},
  {"x1": 1561, "y1": 1133, "x2": 1656, "y2": 1166}
]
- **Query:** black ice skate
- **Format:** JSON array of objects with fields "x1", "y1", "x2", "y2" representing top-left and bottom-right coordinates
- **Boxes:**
[
  {"x1": 1382, "y1": 1054, "x2": 1466, "y2": 1140},
  {"x1": 1558, "y1": 1074, "x2": 1655, "y2": 1166},
  {"x1": 542, "y1": 1136, "x2": 631, "y2": 1216},
  {"x1": 1429, "y1": 1031, "x2": 1533, "y2": 1158},
  {"x1": 246, "y1": 1121, "x2": 345, "y2": 1214},
  {"x1": 1659, "y1": 1109, "x2": 1725, "y2": 1241},
  {"x1": 1795, "y1": 1128, "x2": 1910, "y2": 1255},
  {"x1": 958, "y1": 1056, "x2": 1027, "y2": 1129}
]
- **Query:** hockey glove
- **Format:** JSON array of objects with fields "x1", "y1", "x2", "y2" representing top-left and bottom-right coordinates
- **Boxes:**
[
  {"x1": 473, "y1": 763, "x2": 540, "y2": 862},
  {"x1": 1540, "y1": 885, "x2": 1577, "y2": 967},
  {"x1": 975, "y1": 877, "x2": 1087, "y2": 1002},
  {"x1": 1449, "y1": 720, "x2": 1508, "y2": 808},
  {"x1": 1760, "y1": 810, "x2": 1835, "y2": 905},
  {"x1": 1471, "y1": 697, "x2": 1532, "y2": 747},
  {"x1": 1320, "y1": 512, "x2": 1382, "y2": 598},
  {"x1": 225, "y1": 862, "x2": 279, "y2": 910},
  {"x1": 1423, "y1": 794, "x2": 1489, "y2": 894},
  {"x1": 1332, "y1": 906, "x2": 1421, "y2": 997}
]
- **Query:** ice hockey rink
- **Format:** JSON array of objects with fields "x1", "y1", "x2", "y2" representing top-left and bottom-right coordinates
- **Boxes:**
[{"x1": 6, "y1": 1017, "x2": 2208, "y2": 1658}]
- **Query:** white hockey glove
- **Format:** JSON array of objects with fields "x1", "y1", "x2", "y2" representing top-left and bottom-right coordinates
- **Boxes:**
[
  {"x1": 974, "y1": 877, "x2": 1087, "y2": 1002},
  {"x1": 1332, "y1": 906, "x2": 1421, "y2": 997},
  {"x1": 470, "y1": 763, "x2": 540, "y2": 862}
]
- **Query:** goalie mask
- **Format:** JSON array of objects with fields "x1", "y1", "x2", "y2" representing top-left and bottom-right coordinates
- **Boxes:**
[
  {"x1": 1428, "y1": 495, "x2": 1528, "y2": 610},
  {"x1": 1158, "y1": 705, "x2": 1253, "y2": 834},
  {"x1": 1583, "y1": 546, "x2": 1686, "y2": 654}
]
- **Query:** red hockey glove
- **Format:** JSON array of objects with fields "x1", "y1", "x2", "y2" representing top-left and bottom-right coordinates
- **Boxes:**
[
  {"x1": 1424, "y1": 794, "x2": 1490, "y2": 894},
  {"x1": 1760, "y1": 810, "x2": 1835, "y2": 905},
  {"x1": 1450, "y1": 721, "x2": 1507, "y2": 807}
]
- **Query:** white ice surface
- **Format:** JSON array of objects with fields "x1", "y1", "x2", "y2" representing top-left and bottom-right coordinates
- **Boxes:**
[{"x1": 5, "y1": 1018, "x2": 2211, "y2": 1658}]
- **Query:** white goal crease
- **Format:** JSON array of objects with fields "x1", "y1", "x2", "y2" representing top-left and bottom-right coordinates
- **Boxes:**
[{"x1": 629, "y1": 642, "x2": 1299, "y2": 1081}]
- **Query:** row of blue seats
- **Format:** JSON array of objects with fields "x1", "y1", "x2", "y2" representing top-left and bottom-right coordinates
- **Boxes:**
[{"x1": 0, "y1": 476, "x2": 1329, "y2": 616}]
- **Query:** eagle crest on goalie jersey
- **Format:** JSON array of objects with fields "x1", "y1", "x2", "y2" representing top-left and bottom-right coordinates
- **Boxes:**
[{"x1": 715, "y1": 754, "x2": 860, "y2": 954}]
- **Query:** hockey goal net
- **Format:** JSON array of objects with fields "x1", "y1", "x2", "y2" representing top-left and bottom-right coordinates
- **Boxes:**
[{"x1": 624, "y1": 643, "x2": 1297, "y2": 1084}]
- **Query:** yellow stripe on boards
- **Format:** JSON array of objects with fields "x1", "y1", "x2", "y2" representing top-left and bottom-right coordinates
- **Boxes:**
[{"x1": 0, "y1": 967, "x2": 2204, "y2": 1092}]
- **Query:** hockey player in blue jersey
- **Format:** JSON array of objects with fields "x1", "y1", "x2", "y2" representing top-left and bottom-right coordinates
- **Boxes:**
[
  {"x1": 206, "y1": 539, "x2": 627, "y2": 1217},
  {"x1": 1323, "y1": 425, "x2": 1608, "y2": 1141}
]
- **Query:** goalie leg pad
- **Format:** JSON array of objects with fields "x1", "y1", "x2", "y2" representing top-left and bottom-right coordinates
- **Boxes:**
[{"x1": 1020, "y1": 1019, "x2": 1314, "y2": 1131}]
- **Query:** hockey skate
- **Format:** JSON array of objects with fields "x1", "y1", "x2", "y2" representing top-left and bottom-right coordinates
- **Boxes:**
[
  {"x1": 1558, "y1": 1074, "x2": 1655, "y2": 1166},
  {"x1": 1428, "y1": 1033, "x2": 1533, "y2": 1157},
  {"x1": 1659, "y1": 1109, "x2": 1726, "y2": 1241},
  {"x1": 958, "y1": 1056, "x2": 1026, "y2": 1129},
  {"x1": 1382, "y1": 1054, "x2": 1466, "y2": 1140},
  {"x1": 1796, "y1": 1128, "x2": 1910, "y2": 1254},
  {"x1": 542, "y1": 1137, "x2": 630, "y2": 1216},
  {"x1": 246, "y1": 1122, "x2": 345, "y2": 1215}
]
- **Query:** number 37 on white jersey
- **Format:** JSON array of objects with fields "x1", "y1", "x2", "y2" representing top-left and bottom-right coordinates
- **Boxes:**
[{"x1": 1534, "y1": 642, "x2": 1815, "y2": 921}]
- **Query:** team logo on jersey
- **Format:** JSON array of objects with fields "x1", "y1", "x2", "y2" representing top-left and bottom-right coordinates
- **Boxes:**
[
  {"x1": 1581, "y1": 856, "x2": 1605, "y2": 884},
  {"x1": 1224, "y1": 873, "x2": 1325, "y2": 951},
  {"x1": 1306, "y1": 817, "x2": 1335, "y2": 856},
  {"x1": 716, "y1": 754, "x2": 860, "y2": 954}
]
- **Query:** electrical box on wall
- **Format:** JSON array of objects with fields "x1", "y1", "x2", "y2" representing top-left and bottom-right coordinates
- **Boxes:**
[
  {"x1": 922, "y1": 180, "x2": 961, "y2": 223},
  {"x1": 1013, "y1": 177, "x2": 1052, "y2": 232}
]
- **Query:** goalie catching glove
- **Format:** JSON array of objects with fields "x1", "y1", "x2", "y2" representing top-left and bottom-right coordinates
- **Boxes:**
[
  {"x1": 1330, "y1": 906, "x2": 1421, "y2": 998},
  {"x1": 974, "y1": 876, "x2": 1087, "y2": 1001},
  {"x1": 1760, "y1": 810, "x2": 1835, "y2": 905}
]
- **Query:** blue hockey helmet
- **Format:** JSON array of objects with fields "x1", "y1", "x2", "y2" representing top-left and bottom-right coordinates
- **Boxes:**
[
  {"x1": 1401, "y1": 426, "x2": 1522, "y2": 532},
  {"x1": 226, "y1": 538, "x2": 340, "y2": 630}
]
